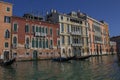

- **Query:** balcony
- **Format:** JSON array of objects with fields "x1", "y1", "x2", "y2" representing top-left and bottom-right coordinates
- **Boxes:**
[
  {"x1": 34, "y1": 32, "x2": 46, "y2": 37},
  {"x1": 95, "y1": 41, "x2": 103, "y2": 44},
  {"x1": 49, "y1": 45, "x2": 53, "y2": 49},
  {"x1": 12, "y1": 44, "x2": 17, "y2": 49},
  {"x1": 57, "y1": 45, "x2": 60, "y2": 49},
  {"x1": 71, "y1": 43, "x2": 82, "y2": 46},
  {"x1": 25, "y1": 44, "x2": 30, "y2": 49},
  {"x1": 41, "y1": 33, "x2": 46, "y2": 36},
  {"x1": 70, "y1": 32, "x2": 81, "y2": 35}
]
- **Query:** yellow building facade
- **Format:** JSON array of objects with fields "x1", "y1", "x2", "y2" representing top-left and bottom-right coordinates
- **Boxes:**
[{"x1": 46, "y1": 10, "x2": 89, "y2": 57}]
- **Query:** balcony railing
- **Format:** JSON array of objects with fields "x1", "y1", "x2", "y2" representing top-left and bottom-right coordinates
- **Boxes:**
[
  {"x1": 34, "y1": 32, "x2": 46, "y2": 37},
  {"x1": 49, "y1": 45, "x2": 53, "y2": 49},
  {"x1": 12, "y1": 44, "x2": 17, "y2": 49},
  {"x1": 71, "y1": 43, "x2": 82, "y2": 46},
  {"x1": 95, "y1": 41, "x2": 103, "y2": 44},
  {"x1": 25, "y1": 44, "x2": 30, "y2": 49},
  {"x1": 70, "y1": 32, "x2": 81, "y2": 35},
  {"x1": 57, "y1": 45, "x2": 60, "y2": 49}
]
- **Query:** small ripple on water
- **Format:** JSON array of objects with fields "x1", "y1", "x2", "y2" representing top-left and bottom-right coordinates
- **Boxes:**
[{"x1": 0, "y1": 55, "x2": 120, "y2": 80}]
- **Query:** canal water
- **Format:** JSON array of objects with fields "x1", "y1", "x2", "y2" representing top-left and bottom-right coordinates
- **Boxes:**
[{"x1": 0, "y1": 55, "x2": 120, "y2": 80}]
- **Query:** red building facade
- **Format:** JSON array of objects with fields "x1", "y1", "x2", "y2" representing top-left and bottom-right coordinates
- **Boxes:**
[{"x1": 11, "y1": 16, "x2": 60, "y2": 61}]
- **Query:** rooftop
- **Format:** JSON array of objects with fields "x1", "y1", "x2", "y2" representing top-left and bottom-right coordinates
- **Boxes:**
[{"x1": 0, "y1": 1, "x2": 12, "y2": 5}]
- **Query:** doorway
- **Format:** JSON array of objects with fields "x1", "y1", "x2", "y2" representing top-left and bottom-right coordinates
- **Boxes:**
[
  {"x1": 4, "y1": 51, "x2": 9, "y2": 60},
  {"x1": 33, "y1": 50, "x2": 38, "y2": 60}
]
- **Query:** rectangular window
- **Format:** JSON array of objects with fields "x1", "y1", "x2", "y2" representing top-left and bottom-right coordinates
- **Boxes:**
[
  {"x1": 32, "y1": 26, "x2": 35, "y2": 33},
  {"x1": 46, "y1": 39, "x2": 48, "y2": 48},
  {"x1": 61, "y1": 16, "x2": 63, "y2": 20},
  {"x1": 50, "y1": 28, "x2": 52, "y2": 36},
  {"x1": 32, "y1": 38, "x2": 35, "y2": 48},
  {"x1": 57, "y1": 29, "x2": 60, "y2": 36},
  {"x1": 67, "y1": 18, "x2": 69, "y2": 21},
  {"x1": 39, "y1": 39, "x2": 41, "y2": 48},
  {"x1": 57, "y1": 40, "x2": 60, "y2": 46},
  {"x1": 46, "y1": 27, "x2": 48, "y2": 34},
  {"x1": 25, "y1": 25, "x2": 29, "y2": 33},
  {"x1": 4, "y1": 16, "x2": 11, "y2": 23},
  {"x1": 39, "y1": 27, "x2": 41, "y2": 33},
  {"x1": 61, "y1": 23, "x2": 64, "y2": 32},
  {"x1": 43, "y1": 39, "x2": 45, "y2": 48},
  {"x1": 13, "y1": 23, "x2": 18, "y2": 32},
  {"x1": 67, "y1": 24, "x2": 70, "y2": 33},
  {"x1": 50, "y1": 40, "x2": 53, "y2": 46},
  {"x1": 82, "y1": 38, "x2": 84, "y2": 45},
  {"x1": 42, "y1": 27, "x2": 44, "y2": 33},
  {"x1": 62, "y1": 36, "x2": 64, "y2": 44},
  {"x1": 36, "y1": 26, "x2": 39, "y2": 32},
  {"x1": 68, "y1": 36, "x2": 70, "y2": 45},
  {"x1": 36, "y1": 38, "x2": 39, "y2": 48},
  {"x1": 6, "y1": 7, "x2": 10, "y2": 12},
  {"x1": 5, "y1": 42, "x2": 9, "y2": 48}
]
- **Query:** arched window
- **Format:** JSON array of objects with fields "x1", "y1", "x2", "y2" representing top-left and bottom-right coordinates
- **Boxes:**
[
  {"x1": 63, "y1": 49, "x2": 65, "y2": 54},
  {"x1": 43, "y1": 39, "x2": 45, "y2": 48},
  {"x1": 25, "y1": 38, "x2": 29, "y2": 48},
  {"x1": 36, "y1": 38, "x2": 38, "y2": 48},
  {"x1": 26, "y1": 38, "x2": 29, "y2": 44},
  {"x1": 13, "y1": 23, "x2": 18, "y2": 32},
  {"x1": 46, "y1": 39, "x2": 48, "y2": 48},
  {"x1": 69, "y1": 49, "x2": 71, "y2": 53},
  {"x1": 5, "y1": 29, "x2": 10, "y2": 38},
  {"x1": 13, "y1": 36, "x2": 17, "y2": 44},
  {"x1": 25, "y1": 24, "x2": 29, "y2": 33},
  {"x1": 39, "y1": 39, "x2": 41, "y2": 48},
  {"x1": 32, "y1": 38, "x2": 35, "y2": 48}
]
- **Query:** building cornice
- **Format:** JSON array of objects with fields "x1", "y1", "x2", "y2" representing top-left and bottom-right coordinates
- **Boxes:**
[{"x1": 0, "y1": 1, "x2": 13, "y2": 5}]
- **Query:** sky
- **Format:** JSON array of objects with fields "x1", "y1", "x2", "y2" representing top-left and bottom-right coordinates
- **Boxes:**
[{"x1": 4, "y1": 0, "x2": 120, "y2": 37}]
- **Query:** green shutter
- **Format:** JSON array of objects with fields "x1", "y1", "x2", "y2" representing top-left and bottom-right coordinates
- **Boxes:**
[
  {"x1": 32, "y1": 26, "x2": 35, "y2": 32},
  {"x1": 42, "y1": 27, "x2": 44, "y2": 33},
  {"x1": 46, "y1": 28, "x2": 48, "y2": 34},
  {"x1": 5, "y1": 42, "x2": 8, "y2": 48},
  {"x1": 32, "y1": 38, "x2": 34, "y2": 48},
  {"x1": 46, "y1": 39, "x2": 48, "y2": 48},
  {"x1": 41, "y1": 40, "x2": 43, "y2": 48},
  {"x1": 36, "y1": 26, "x2": 38, "y2": 32},
  {"x1": 14, "y1": 24, "x2": 17, "y2": 32},
  {"x1": 7, "y1": 7, "x2": 10, "y2": 11},
  {"x1": 25, "y1": 25, "x2": 29, "y2": 32},
  {"x1": 50, "y1": 40, "x2": 53, "y2": 46},
  {"x1": 36, "y1": 38, "x2": 38, "y2": 48},
  {"x1": 43, "y1": 39, "x2": 45, "y2": 48},
  {"x1": 58, "y1": 40, "x2": 60, "y2": 46},
  {"x1": 39, "y1": 27, "x2": 41, "y2": 33},
  {"x1": 50, "y1": 28, "x2": 52, "y2": 35},
  {"x1": 39, "y1": 39, "x2": 41, "y2": 48}
]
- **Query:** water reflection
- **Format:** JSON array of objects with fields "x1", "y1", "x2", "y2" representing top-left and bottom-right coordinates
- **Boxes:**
[
  {"x1": 0, "y1": 65, "x2": 16, "y2": 80},
  {"x1": 0, "y1": 55, "x2": 120, "y2": 80}
]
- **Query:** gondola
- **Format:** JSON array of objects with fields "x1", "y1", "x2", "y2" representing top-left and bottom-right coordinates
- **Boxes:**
[
  {"x1": 52, "y1": 56, "x2": 75, "y2": 62},
  {"x1": 0, "y1": 58, "x2": 16, "y2": 66},
  {"x1": 73, "y1": 55, "x2": 91, "y2": 60}
]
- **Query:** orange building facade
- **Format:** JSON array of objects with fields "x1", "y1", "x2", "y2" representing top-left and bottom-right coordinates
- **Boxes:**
[
  {"x1": 87, "y1": 16, "x2": 110, "y2": 55},
  {"x1": 0, "y1": 1, "x2": 12, "y2": 60}
]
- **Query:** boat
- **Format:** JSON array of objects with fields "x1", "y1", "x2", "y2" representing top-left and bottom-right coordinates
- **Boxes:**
[
  {"x1": 52, "y1": 56, "x2": 75, "y2": 62},
  {"x1": 73, "y1": 55, "x2": 91, "y2": 60},
  {"x1": 0, "y1": 58, "x2": 16, "y2": 66}
]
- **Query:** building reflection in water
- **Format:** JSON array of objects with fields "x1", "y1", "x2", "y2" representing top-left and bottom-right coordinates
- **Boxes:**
[{"x1": 0, "y1": 55, "x2": 120, "y2": 80}]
